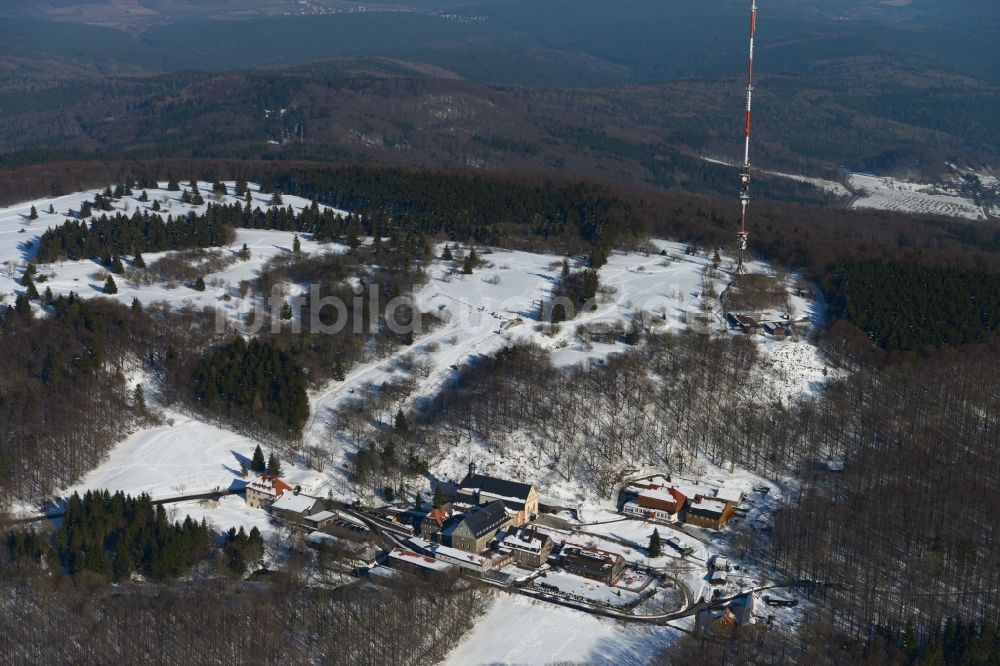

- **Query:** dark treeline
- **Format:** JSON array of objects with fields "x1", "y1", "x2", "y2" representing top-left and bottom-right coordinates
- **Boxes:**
[
  {"x1": 414, "y1": 333, "x2": 1000, "y2": 642},
  {"x1": 272, "y1": 167, "x2": 639, "y2": 257},
  {"x1": 0, "y1": 565, "x2": 488, "y2": 665},
  {"x1": 828, "y1": 259, "x2": 1000, "y2": 351}
]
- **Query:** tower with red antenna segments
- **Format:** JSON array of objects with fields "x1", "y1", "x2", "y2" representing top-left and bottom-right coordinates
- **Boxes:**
[{"x1": 737, "y1": 0, "x2": 758, "y2": 274}]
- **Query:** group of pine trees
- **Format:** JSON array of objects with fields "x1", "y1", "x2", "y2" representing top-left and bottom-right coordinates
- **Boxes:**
[
  {"x1": 541, "y1": 259, "x2": 600, "y2": 323},
  {"x1": 9, "y1": 491, "x2": 212, "y2": 581},
  {"x1": 35, "y1": 200, "x2": 359, "y2": 264}
]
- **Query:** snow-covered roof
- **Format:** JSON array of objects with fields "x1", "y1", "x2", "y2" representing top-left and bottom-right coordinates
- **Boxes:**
[
  {"x1": 388, "y1": 548, "x2": 454, "y2": 572},
  {"x1": 501, "y1": 531, "x2": 547, "y2": 553},
  {"x1": 690, "y1": 497, "x2": 727, "y2": 516},
  {"x1": 432, "y1": 544, "x2": 489, "y2": 568},
  {"x1": 714, "y1": 488, "x2": 742, "y2": 504},
  {"x1": 271, "y1": 492, "x2": 318, "y2": 514},
  {"x1": 306, "y1": 510, "x2": 337, "y2": 523}
]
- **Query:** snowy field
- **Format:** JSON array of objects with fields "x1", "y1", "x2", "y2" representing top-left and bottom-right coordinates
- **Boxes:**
[
  {"x1": 441, "y1": 592, "x2": 682, "y2": 666},
  {"x1": 848, "y1": 173, "x2": 987, "y2": 220}
]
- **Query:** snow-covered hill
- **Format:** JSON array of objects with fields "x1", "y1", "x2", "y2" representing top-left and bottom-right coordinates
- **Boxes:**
[{"x1": 0, "y1": 183, "x2": 833, "y2": 516}]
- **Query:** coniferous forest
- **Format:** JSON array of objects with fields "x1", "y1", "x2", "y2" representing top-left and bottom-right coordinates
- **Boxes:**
[
  {"x1": 830, "y1": 259, "x2": 1000, "y2": 351},
  {"x1": 190, "y1": 338, "x2": 310, "y2": 439}
]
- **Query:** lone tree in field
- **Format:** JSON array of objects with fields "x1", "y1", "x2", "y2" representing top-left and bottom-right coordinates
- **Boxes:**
[
  {"x1": 441, "y1": 244, "x2": 453, "y2": 261},
  {"x1": 104, "y1": 275, "x2": 118, "y2": 295},
  {"x1": 648, "y1": 528, "x2": 662, "y2": 558},
  {"x1": 270, "y1": 191, "x2": 284, "y2": 207},
  {"x1": 293, "y1": 235, "x2": 301, "y2": 253},
  {"x1": 28, "y1": 206, "x2": 38, "y2": 220},
  {"x1": 251, "y1": 445, "x2": 266, "y2": 473},
  {"x1": 194, "y1": 277, "x2": 206, "y2": 292}
]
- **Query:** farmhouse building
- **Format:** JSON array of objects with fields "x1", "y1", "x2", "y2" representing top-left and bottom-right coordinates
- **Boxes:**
[
  {"x1": 686, "y1": 496, "x2": 735, "y2": 530},
  {"x1": 421, "y1": 505, "x2": 451, "y2": 540},
  {"x1": 456, "y1": 463, "x2": 539, "y2": 527},
  {"x1": 270, "y1": 492, "x2": 321, "y2": 522},
  {"x1": 387, "y1": 547, "x2": 456, "y2": 579},
  {"x1": 245, "y1": 474, "x2": 292, "y2": 509},
  {"x1": 449, "y1": 500, "x2": 510, "y2": 553},
  {"x1": 560, "y1": 543, "x2": 626, "y2": 584},
  {"x1": 498, "y1": 526, "x2": 554, "y2": 568}
]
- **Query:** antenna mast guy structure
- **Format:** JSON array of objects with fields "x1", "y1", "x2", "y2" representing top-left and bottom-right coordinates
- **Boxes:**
[{"x1": 736, "y1": 0, "x2": 758, "y2": 274}]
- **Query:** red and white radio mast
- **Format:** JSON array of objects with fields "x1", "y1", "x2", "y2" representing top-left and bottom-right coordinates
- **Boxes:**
[{"x1": 736, "y1": 0, "x2": 758, "y2": 274}]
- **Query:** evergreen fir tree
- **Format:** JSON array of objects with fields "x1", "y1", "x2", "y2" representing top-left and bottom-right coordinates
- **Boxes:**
[
  {"x1": 14, "y1": 294, "x2": 31, "y2": 321},
  {"x1": 280, "y1": 302, "x2": 292, "y2": 320},
  {"x1": 270, "y1": 191, "x2": 284, "y2": 207},
  {"x1": 188, "y1": 179, "x2": 199, "y2": 192},
  {"x1": 238, "y1": 243, "x2": 251, "y2": 260},
  {"x1": 134, "y1": 251, "x2": 146, "y2": 269},
  {"x1": 442, "y1": 244, "x2": 453, "y2": 261},
  {"x1": 29, "y1": 206, "x2": 38, "y2": 220},
  {"x1": 235, "y1": 179, "x2": 248, "y2": 197},
  {"x1": 433, "y1": 484, "x2": 444, "y2": 508},
  {"x1": 194, "y1": 277, "x2": 206, "y2": 292},
  {"x1": 139, "y1": 190, "x2": 149, "y2": 202},
  {"x1": 134, "y1": 384, "x2": 146, "y2": 413},
  {"x1": 213, "y1": 180, "x2": 227, "y2": 195},
  {"x1": 191, "y1": 191, "x2": 205, "y2": 206},
  {"x1": 43, "y1": 286, "x2": 53, "y2": 303},
  {"x1": 648, "y1": 528, "x2": 662, "y2": 558},
  {"x1": 24, "y1": 275, "x2": 39, "y2": 301},
  {"x1": 334, "y1": 359, "x2": 346, "y2": 381},
  {"x1": 104, "y1": 275, "x2": 118, "y2": 294},
  {"x1": 394, "y1": 409, "x2": 408, "y2": 434},
  {"x1": 266, "y1": 453, "x2": 282, "y2": 478},
  {"x1": 168, "y1": 178, "x2": 180, "y2": 191},
  {"x1": 462, "y1": 248, "x2": 477, "y2": 274},
  {"x1": 110, "y1": 255, "x2": 125, "y2": 274},
  {"x1": 152, "y1": 200, "x2": 161, "y2": 212},
  {"x1": 48, "y1": 203, "x2": 55, "y2": 214},
  {"x1": 293, "y1": 235, "x2": 301, "y2": 253},
  {"x1": 251, "y1": 445, "x2": 266, "y2": 473},
  {"x1": 80, "y1": 201, "x2": 92, "y2": 219},
  {"x1": 131, "y1": 297, "x2": 142, "y2": 314}
]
